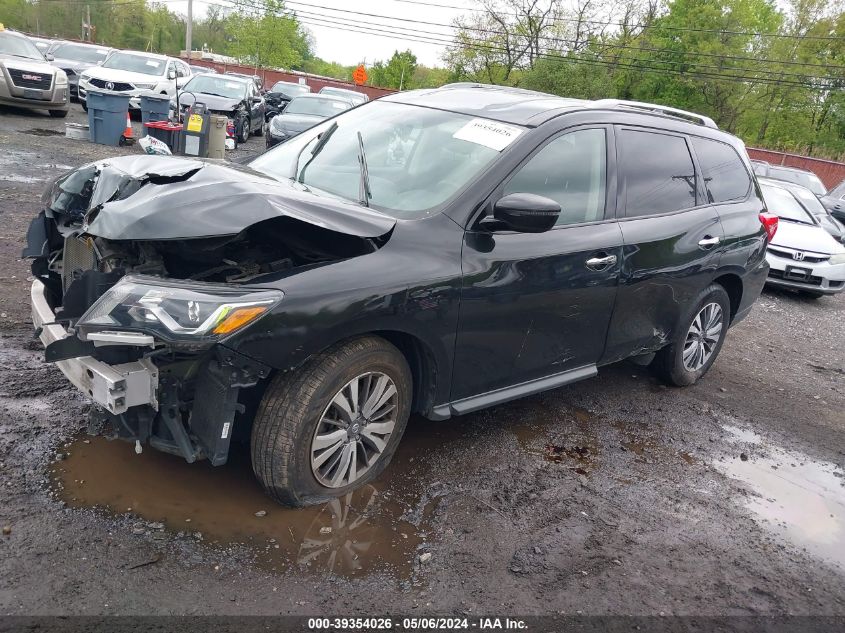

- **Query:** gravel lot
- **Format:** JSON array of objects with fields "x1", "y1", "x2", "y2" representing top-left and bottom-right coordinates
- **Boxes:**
[{"x1": 0, "y1": 103, "x2": 843, "y2": 622}]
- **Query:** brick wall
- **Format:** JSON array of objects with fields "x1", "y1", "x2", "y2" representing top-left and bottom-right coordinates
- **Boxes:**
[
  {"x1": 183, "y1": 58, "x2": 395, "y2": 101},
  {"x1": 747, "y1": 147, "x2": 845, "y2": 190}
]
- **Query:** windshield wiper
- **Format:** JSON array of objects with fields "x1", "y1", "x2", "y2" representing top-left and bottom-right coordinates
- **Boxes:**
[
  {"x1": 357, "y1": 131, "x2": 371, "y2": 208},
  {"x1": 292, "y1": 121, "x2": 338, "y2": 182}
]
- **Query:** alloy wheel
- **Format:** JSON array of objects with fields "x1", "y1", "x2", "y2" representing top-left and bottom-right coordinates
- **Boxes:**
[
  {"x1": 682, "y1": 302, "x2": 724, "y2": 372},
  {"x1": 311, "y1": 372, "x2": 398, "y2": 488}
]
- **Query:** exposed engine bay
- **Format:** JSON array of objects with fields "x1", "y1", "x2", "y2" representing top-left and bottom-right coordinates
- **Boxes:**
[{"x1": 24, "y1": 155, "x2": 394, "y2": 467}]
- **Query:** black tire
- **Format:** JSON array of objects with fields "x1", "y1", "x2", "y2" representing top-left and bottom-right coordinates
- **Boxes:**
[
  {"x1": 651, "y1": 283, "x2": 731, "y2": 387},
  {"x1": 239, "y1": 116, "x2": 250, "y2": 143},
  {"x1": 81, "y1": 101, "x2": 88, "y2": 112},
  {"x1": 251, "y1": 336, "x2": 412, "y2": 507},
  {"x1": 49, "y1": 109, "x2": 68, "y2": 118}
]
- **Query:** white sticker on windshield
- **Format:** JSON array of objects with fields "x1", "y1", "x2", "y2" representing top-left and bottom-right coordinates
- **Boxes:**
[
  {"x1": 225, "y1": 82, "x2": 241, "y2": 89},
  {"x1": 452, "y1": 118, "x2": 522, "y2": 151},
  {"x1": 145, "y1": 60, "x2": 161, "y2": 68}
]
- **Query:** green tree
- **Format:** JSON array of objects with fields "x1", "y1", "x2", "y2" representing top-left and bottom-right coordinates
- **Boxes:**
[{"x1": 370, "y1": 50, "x2": 417, "y2": 89}]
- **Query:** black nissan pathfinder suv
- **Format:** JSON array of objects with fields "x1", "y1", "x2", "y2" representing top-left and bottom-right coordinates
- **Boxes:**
[{"x1": 25, "y1": 84, "x2": 774, "y2": 506}]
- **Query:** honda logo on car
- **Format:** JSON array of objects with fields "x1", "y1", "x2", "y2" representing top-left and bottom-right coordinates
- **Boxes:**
[
  {"x1": 22, "y1": 74, "x2": 41, "y2": 81},
  {"x1": 792, "y1": 251, "x2": 805, "y2": 261}
]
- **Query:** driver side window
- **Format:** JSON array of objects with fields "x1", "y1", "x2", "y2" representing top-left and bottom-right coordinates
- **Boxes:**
[{"x1": 504, "y1": 128, "x2": 607, "y2": 226}]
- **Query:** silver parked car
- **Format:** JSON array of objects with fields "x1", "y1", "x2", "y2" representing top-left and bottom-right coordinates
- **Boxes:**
[
  {"x1": 46, "y1": 40, "x2": 113, "y2": 101},
  {"x1": 0, "y1": 28, "x2": 68, "y2": 117}
]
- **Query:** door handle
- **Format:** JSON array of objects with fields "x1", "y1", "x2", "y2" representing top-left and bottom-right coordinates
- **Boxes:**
[
  {"x1": 585, "y1": 254, "x2": 617, "y2": 270},
  {"x1": 698, "y1": 235, "x2": 721, "y2": 249}
]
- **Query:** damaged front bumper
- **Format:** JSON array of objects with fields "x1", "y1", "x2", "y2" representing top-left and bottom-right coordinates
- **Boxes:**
[
  {"x1": 31, "y1": 278, "x2": 272, "y2": 466},
  {"x1": 31, "y1": 279, "x2": 158, "y2": 415}
]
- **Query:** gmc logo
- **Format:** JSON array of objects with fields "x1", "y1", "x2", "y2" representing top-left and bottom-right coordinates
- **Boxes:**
[{"x1": 22, "y1": 74, "x2": 42, "y2": 81}]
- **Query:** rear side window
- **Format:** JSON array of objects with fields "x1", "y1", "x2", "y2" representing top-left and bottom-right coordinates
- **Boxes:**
[
  {"x1": 619, "y1": 129, "x2": 697, "y2": 217},
  {"x1": 691, "y1": 137, "x2": 751, "y2": 203},
  {"x1": 504, "y1": 128, "x2": 607, "y2": 226}
]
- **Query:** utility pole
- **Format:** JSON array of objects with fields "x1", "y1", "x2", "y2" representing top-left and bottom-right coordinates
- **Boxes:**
[
  {"x1": 185, "y1": 0, "x2": 193, "y2": 57},
  {"x1": 84, "y1": 5, "x2": 91, "y2": 42}
]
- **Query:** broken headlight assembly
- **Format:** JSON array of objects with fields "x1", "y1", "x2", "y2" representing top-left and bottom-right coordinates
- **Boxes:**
[{"x1": 75, "y1": 275, "x2": 283, "y2": 344}]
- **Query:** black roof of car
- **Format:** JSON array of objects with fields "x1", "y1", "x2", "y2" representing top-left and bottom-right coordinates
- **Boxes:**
[{"x1": 383, "y1": 83, "x2": 721, "y2": 130}]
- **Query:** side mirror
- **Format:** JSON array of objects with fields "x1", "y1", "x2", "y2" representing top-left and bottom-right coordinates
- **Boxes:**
[
  {"x1": 45, "y1": 53, "x2": 55, "y2": 61},
  {"x1": 488, "y1": 193, "x2": 561, "y2": 233}
]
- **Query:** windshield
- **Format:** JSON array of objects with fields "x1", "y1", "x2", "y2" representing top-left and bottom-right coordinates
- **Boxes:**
[
  {"x1": 52, "y1": 43, "x2": 109, "y2": 63},
  {"x1": 768, "y1": 166, "x2": 827, "y2": 196},
  {"x1": 827, "y1": 179, "x2": 845, "y2": 199},
  {"x1": 285, "y1": 96, "x2": 352, "y2": 117},
  {"x1": 101, "y1": 52, "x2": 165, "y2": 76},
  {"x1": 790, "y1": 185, "x2": 828, "y2": 217},
  {"x1": 249, "y1": 101, "x2": 516, "y2": 218},
  {"x1": 271, "y1": 82, "x2": 309, "y2": 95},
  {"x1": 0, "y1": 33, "x2": 44, "y2": 60},
  {"x1": 761, "y1": 183, "x2": 817, "y2": 225},
  {"x1": 182, "y1": 75, "x2": 246, "y2": 99}
]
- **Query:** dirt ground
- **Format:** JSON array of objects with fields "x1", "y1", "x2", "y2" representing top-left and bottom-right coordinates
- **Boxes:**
[{"x1": 0, "y1": 104, "x2": 843, "y2": 622}]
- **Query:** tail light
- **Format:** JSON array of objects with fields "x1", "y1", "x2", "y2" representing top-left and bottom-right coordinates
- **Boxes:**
[{"x1": 759, "y1": 212, "x2": 778, "y2": 242}]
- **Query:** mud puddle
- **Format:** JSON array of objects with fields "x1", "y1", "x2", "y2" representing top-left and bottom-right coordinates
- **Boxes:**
[
  {"x1": 716, "y1": 425, "x2": 845, "y2": 569},
  {"x1": 23, "y1": 128, "x2": 63, "y2": 137},
  {"x1": 511, "y1": 406, "x2": 598, "y2": 473},
  {"x1": 51, "y1": 418, "x2": 453, "y2": 578}
]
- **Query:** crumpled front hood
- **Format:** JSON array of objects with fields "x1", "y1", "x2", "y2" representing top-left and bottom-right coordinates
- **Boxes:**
[{"x1": 43, "y1": 155, "x2": 396, "y2": 241}]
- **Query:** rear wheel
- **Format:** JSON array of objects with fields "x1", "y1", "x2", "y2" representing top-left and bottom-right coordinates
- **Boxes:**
[
  {"x1": 251, "y1": 336, "x2": 412, "y2": 507},
  {"x1": 49, "y1": 109, "x2": 68, "y2": 118},
  {"x1": 651, "y1": 284, "x2": 731, "y2": 387}
]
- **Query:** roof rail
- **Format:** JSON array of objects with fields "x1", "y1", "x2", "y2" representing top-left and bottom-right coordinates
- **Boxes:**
[{"x1": 592, "y1": 99, "x2": 718, "y2": 129}]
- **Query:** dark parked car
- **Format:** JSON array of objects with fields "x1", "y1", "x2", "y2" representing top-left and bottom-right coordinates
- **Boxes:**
[
  {"x1": 265, "y1": 93, "x2": 352, "y2": 148},
  {"x1": 25, "y1": 86, "x2": 772, "y2": 507},
  {"x1": 174, "y1": 73, "x2": 264, "y2": 143},
  {"x1": 319, "y1": 85, "x2": 368, "y2": 105},
  {"x1": 46, "y1": 40, "x2": 112, "y2": 100},
  {"x1": 820, "y1": 178, "x2": 845, "y2": 224},
  {"x1": 263, "y1": 80, "x2": 311, "y2": 121},
  {"x1": 751, "y1": 161, "x2": 827, "y2": 197}
]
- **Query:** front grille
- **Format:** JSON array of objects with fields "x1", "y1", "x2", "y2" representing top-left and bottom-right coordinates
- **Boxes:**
[
  {"x1": 62, "y1": 236, "x2": 97, "y2": 292},
  {"x1": 768, "y1": 269, "x2": 823, "y2": 286},
  {"x1": 7, "y1": 67, "x2": 53, "y2": 90},
  {"x1": 89, "y1": 77, "x2": 133, "y2": 91},
  {"x1": 767, "y1": 246, "x2": 829, "y2": 263}
]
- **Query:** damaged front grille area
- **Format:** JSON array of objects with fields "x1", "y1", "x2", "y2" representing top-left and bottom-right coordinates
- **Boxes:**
[{"x1": 61, "y1": 235, "x2": 98, "y2": 292}]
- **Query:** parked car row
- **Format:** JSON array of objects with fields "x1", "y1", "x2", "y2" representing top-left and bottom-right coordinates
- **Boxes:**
[{"x1": 1, "y1": 26, "x2": 370, "y2": 150}]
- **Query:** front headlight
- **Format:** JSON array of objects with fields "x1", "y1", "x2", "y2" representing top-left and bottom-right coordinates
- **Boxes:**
[
  {"x1": 79, "y1": 74, "x2": 90, "y2": 86},
  {"x1": 270, "y1": 117, "x2": 285, "y2": 132},
  {"x1": 76, "y1": 275, "x2": 283, "y2": 344},
  {"x1": 829, "y1": 252, "x2": 845, "y2": 265},
  {"x1": 55, "y1": 71, "x2": 68, "y2": 86}
]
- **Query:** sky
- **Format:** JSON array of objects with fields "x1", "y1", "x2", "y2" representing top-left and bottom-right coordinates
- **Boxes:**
[{"x1": 170, "y1": 0, "x2": 480, "y2": 67}]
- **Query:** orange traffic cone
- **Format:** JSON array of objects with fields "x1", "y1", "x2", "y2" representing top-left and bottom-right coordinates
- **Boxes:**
[{"x1": 120, "y1": 113, "x2": 135, "y2": 146}]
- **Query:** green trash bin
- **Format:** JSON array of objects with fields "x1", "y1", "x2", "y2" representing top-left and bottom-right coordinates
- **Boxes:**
[
  {"x1": 86, "y1": 89, "x2": 131, "y2": 147},
  {"x1": 140, "y1": 93, "x2": 171, "y2": 124}
]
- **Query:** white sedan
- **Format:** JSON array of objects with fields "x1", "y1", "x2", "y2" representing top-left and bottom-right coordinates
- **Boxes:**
[{"x1": 759, "y1": 177, "x2": 845, "y2": 298}]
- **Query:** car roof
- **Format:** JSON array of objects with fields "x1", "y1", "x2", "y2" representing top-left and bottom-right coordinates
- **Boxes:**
[
  {"x1": 760, "y1": 176, "x2": 814, "y2": 196},
  {"x1": 767, "y1": 164, "x2": 818, "y2": 177},
  {"x1": 758, "y1": 177, "x2": 797, "y2": 192},
  {"x1": 382, "y1": 83, "x2": 725, "y2": 130},
  {"x1": 112, "y1": 49, "x2": 170, "y2": 61},
  {"x1": 52, "y1": 40, "x2": 111, "y2": 49},
  {"x1": 294, "y1": 93, "x2": 350, "y2": 102}
]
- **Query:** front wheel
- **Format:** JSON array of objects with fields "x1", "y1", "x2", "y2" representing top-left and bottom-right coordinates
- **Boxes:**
[
  {"x1": 651, "y1": 284, "x2": 731, "y2": 387},
  {"x1": 239, "y1": 116, "x2": 250, "y2": 143},
  {"x1": 251, "y1": 336, "x2": 412, "y2": 507}
]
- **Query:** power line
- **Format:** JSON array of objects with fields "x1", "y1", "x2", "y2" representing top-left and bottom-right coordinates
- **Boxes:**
[
  {"x1": 226, "y1": 0, "x2": 844, "y2": 84},
  {"x1": 380, "y1": 0, "x2": 845, "y2": 42}
]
